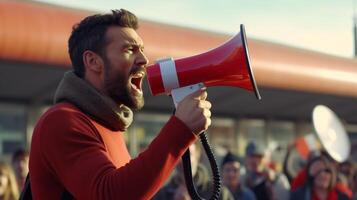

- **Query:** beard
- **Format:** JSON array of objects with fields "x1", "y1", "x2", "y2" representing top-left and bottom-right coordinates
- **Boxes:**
[{"x1": 103, "y1": 58, "x2": 145, "y2": 110}]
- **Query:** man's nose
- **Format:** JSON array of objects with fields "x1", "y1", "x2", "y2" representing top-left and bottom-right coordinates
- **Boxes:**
[{"x1": 137, "y1": 51, "x2": 149, "y2": 67}]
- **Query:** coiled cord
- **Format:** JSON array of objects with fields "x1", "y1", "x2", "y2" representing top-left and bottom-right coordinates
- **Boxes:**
[{"x1": 182, "y1": 132, "x2": 221, "y2": 200}]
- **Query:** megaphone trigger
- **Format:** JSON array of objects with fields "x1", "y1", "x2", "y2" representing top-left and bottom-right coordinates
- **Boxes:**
[{"x1": 171, "y1": 83, "x2": 205, "y2": 107}]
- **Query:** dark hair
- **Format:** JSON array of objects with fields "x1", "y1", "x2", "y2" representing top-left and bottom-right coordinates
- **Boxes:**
[
  {"x1": 221, "y1": 152, "x2": 241, "y2": 169},
  {"x1": 12, "y1": 149, "x2": 29, "y2": 162},
  {"x1": 68, "y1": 9, "x2": 138, "y2": 78}
]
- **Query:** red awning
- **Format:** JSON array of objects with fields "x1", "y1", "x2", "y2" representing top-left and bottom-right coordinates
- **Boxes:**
[{"x1": 1, "y1": 0, "x2": 357, "y2": 97}]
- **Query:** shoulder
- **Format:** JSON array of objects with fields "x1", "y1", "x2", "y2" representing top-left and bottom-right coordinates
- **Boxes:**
[
  {"x1": 289, "y1": 185, "x2": 308, "y2": 200},
  {"x1": 241, "y1": 186, "x2": 256, "y2": 197},
  {"x1": 34, "y1": 102, "x2": 99, "y2": 142},
  {"x1": 38, "y1": 103, "x2": 94, "y2": 130},
  {"x1": 337, "y1": 190, "x2": 351, "y2": 200},
  {"x1": 220, "y1": 186, "x2": 234, "y2": 200},
  {"x1": 42, "y1": 102, "x2": 89, "y2": 122},
  {"x1": 31, "y1": 102, "x2": 104, "y2": 166},
  {"x1": 276, "y1": 172, "x2": 289, "y2": 183},
  {"x1": 274, "y1": 172, "x2": 291, "y2": 189}
]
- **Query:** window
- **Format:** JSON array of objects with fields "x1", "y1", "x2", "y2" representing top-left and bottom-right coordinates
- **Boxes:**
[{"x1": 0, "y1": 104, "x2": 26, "y2": 157}]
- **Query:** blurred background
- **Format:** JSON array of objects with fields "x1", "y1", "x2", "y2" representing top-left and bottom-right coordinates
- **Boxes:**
[{"x1": 1, "y1": 0, "x2": 357, "y2": 169}]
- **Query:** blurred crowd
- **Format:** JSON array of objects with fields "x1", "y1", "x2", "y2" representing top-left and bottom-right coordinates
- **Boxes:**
[
  {"x1": 153, "y1": 141, "x2": 357, "y2": 200},
  {"x1": 0, "y1": 149, "x2": 28, "y2": 200},
  {"x1": 1, "y1": 140, "x2": 357, "y2": 200}
]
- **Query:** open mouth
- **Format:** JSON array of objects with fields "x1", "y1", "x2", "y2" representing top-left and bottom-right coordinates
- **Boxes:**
[{"x1": 130, "y1": 71, "x2": 145, "y2": 94}]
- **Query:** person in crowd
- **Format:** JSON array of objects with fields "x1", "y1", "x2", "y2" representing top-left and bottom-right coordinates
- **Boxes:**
[
  {"x1": 11, "y1": 149, "x2": 29, "y2": 190},
  {"x1": 242, "y1": 141, "x2": 290, "y2": 200},
  {"x1": 0, "y1": 161, "x2": 19, "y2": 200},
  {"x1": 153, "y1": 142, "x2": 234, "y2": 200},
  {"x1": 290, "y1": 154, "x2": 350, "y2": 200},
  {"x1": 221, "y1": 152, "x2": 256, "y2": 200},
  {"x1": 28, "y1": 9, "x2": 212, "y2": 199},
  {"x1": 291, "y1": 151, "x2": 353, "y2": 199}
]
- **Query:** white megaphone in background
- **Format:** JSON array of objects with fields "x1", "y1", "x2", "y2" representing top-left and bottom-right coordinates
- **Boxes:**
[
  {"x1": 285, "y1": 105, "x2": 351, "y2": 181},
  {"x1": 312, "y1": 105, "x2": 351, "y2": 162},
  {"x1": 146, "y1": 24, "x2": 261, "y2": 106}
]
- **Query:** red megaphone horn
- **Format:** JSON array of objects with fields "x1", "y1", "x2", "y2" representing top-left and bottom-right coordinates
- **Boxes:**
[{"x1": 146, "y1": 24, "x2": 261, "y2": 101}]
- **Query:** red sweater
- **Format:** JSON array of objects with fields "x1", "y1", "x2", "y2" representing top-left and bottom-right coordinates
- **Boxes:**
[{"x1": 29, "y1": 103, "x2": 197, "y2": 200}]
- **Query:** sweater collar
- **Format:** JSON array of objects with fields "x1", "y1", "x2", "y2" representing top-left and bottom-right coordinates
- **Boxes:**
[{"x1": 54, "y1": 71, "x2": 133, "y2": 132}]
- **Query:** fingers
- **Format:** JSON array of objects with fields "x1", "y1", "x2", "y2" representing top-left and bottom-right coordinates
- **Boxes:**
[
  {"x1": 190, "y1": 116, "x2": 211, "y2": 134},
  {"x1": 186, "y1": 88, "x2": 207, "y2": 101},
  {"x1": 198, "y1": 89, "x2": 207, "y2": 100},
  {"x1": 203, "y1": 108, "x2": 211, "y2": 118},
  {"x1": 174, "y1": 89, "x2": 212, "y2": 135},
  {"x1": 199, "y1": 100, "x2": 212, "y2": 110}
]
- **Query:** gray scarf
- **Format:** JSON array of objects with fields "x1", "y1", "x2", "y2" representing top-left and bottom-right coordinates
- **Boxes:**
[{"x1": 54, "y1": 71, "x2": 133, "y2": 132}]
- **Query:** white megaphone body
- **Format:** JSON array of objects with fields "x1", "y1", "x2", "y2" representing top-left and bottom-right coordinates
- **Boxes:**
[
  {"x1": 312, "y1": 105, "x2": 351, "y2": 162},
  {"x1": 146, "y1": 24, "x2": 261, "y2": 106}
]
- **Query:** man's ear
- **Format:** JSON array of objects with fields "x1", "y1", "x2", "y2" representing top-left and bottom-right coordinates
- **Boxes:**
[{"x1": 83, "y1": 50, "x2": 104, "y2": 73}]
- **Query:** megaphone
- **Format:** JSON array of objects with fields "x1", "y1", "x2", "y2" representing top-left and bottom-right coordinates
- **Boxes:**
[
  {"x1": 284, "y1": 105, "x2": 351, "y2": 182},
  {"x1": 312, "y1": 105, "x2": 351, "y2": 162},
  {"x1": 146, "y1": 25, "x2": 260, "y2": 200},
  {"x1": 146, "y1": 24, "x2": 261, "y2": 105}
]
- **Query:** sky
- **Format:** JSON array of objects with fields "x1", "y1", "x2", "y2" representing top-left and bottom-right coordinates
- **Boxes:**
[{"x1": 34, "y1": 0, "x2": 356, "y2": 58}]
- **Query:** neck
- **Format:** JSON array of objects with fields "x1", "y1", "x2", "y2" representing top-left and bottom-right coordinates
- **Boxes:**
[
  {"x1": 85, "y1": 71, "x2": 103, "y2": 92},
  {"x1": 314, "y1": 187, "x2": 328, "y2": 200},
  {"x1": 227, "y1": 182, "x2": 239, "y2": 192}
]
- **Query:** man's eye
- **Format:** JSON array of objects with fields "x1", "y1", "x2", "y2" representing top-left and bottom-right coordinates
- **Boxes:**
[{"x1": 126, "y1": 48, "x2": 134, "y2": 53}]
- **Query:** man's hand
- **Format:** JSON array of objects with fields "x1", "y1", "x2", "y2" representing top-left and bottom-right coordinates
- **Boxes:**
[{"x1": 174, "y1": 89, "x2": 212, "y2": 135}]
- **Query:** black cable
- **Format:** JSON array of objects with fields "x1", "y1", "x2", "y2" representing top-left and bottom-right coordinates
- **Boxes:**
[
  {"x1": 182, "y1": 132, "x2": 221, "y2": 200},
  {"x1": 172, "y1": 106, "x2": 221, "y2": 200}
]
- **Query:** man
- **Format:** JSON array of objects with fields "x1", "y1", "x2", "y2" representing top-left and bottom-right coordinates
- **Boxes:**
[
  {"x1": 12, "y1": 149, "x2": 29, "y2": 191},
  {"x1": 153, "y1": 142, "x2": 234, "y2": 200},
  {"x1": 221, "y1": 152, "x2": 256, "y2": 200},
  {"x1": 242, "y1": 141, "x2": 290, "y2": 200},
  {"x1": 29, "y1": 9, "x2": 212, "y2": 199}
]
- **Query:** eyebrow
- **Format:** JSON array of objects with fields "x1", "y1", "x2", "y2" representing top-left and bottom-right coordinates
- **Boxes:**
[{"x1": 122, "y1": 42, "x2": 144, "y2": 50}]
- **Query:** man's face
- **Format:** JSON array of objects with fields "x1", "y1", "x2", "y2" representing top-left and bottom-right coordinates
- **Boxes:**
[
  {"x1": 13, "y1": 156, "x2": 29, "y2": 178},
  {"x1": 222, "y1": 161, "x2": 241, "y2": 188},
  {"x1": 102, "y1": 27, "x2": 148, "y2": 110},
  {"x1": 246, "y1": 154, "x2": 264, "y2": 173}
]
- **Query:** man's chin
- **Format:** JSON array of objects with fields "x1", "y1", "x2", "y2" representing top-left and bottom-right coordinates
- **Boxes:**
[
  {"x1": 131, "y1": 100, "x2": 144, "y2": 111},
  {"x1": 124, "y1": 95, "x2": 144, "y2": 111},
  {"x1": 131, "y1": 92, "x2": 145, "y2": 109}
]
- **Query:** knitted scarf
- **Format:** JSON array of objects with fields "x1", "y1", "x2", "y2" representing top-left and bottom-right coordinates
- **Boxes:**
[{"x1": 54, "y1": 71, "x2": 133, "y2": 132}]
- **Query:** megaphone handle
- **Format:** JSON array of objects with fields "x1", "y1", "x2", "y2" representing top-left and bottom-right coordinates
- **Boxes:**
[{"x1": 171, "y1": 83, "x2": 204, "y2": 107}]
